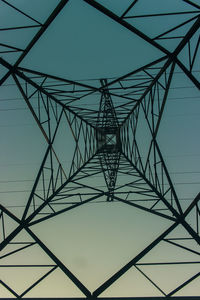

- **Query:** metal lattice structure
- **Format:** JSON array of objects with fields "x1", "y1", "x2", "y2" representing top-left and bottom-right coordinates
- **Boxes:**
[{"x1": 0, "y1": 0, "x2": 200, "y2": 299}]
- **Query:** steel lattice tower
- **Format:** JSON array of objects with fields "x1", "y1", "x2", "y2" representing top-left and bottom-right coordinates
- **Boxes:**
[{"x1": 0, "y1": 0, "x2": 200, "y2": 299}]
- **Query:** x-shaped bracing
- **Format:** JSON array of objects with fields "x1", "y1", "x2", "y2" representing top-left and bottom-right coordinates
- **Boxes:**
[{"x1": 0, "y1": 0, "x2": 200, "y2": 298}]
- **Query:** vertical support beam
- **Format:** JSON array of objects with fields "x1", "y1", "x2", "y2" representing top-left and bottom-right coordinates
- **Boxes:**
[{"x1": 97, "y1": 79, "x2": 121, "y2": 201}]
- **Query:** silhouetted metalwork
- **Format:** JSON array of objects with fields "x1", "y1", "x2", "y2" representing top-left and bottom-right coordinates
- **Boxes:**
[{"x1": 0, "y1": 0, "x2": 200, "y2": 299}]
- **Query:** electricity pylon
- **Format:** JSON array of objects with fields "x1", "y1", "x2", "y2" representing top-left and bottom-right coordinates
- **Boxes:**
[{"x1": 0, "y1": 0, "x2": 200, "y2": 299}]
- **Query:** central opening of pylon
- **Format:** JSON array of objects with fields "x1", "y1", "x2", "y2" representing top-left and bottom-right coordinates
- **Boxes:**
[
  {"x1": 106, "y1": 134, "x2": 116, "y2": 145},
  {"x1": 96, "y1": 129, "x2": 121, "y2": 152}
]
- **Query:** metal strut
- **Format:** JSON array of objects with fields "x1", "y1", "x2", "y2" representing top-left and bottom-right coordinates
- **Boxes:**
[{"x1": 96, "y1": 79, "x2": 121, "y2": 201}]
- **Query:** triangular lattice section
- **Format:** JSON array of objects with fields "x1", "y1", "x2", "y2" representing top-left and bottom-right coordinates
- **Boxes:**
[{"x1": 0, "y1": 1, "x2": 199, "y2": 299}]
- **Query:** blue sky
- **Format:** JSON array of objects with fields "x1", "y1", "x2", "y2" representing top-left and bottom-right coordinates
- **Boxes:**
[{"x1": 0, "y1": 0, "x2": 200, "y2": 298}]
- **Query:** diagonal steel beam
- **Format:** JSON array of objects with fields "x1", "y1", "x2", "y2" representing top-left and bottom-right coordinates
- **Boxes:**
[
  {"x1": 120, "y1": 15, "x2": 200, "y2": 127},
  {"x1": 25, "y1": 227, "x2": 91, "y2": 297},
  {"x1": 0, "y1": 0, "x2": 70, "y2": 86},
  {"x1": 0, "y1": 151, "x2": 100, "y2": 252},
  {"x1": 112, "y1": 194, "x2": 176, "y2": 222},
  {"x1": 83, "y1": 0, "x2": 171, "y2": 56},
  {"x1": 28, "y1": 192, "x2": 105, "y2": 226},
  {"x1": 120, "y1": 0, "x2": 139, "y2": 19},
  {"x1": 176, "y1": 59, "x2": 200, "y2": 89},
  {"x1": 120, "y1": 152, "x2": 200, "y2": 245},
  {"x1": 93, "y1": 222, "x2": 178, "y2": 297},
  {"x1": 102, "y1": 56, "x2": 168, "y2": 90},
  {"x1": 0, "y1": 57, "x2": 97, "y2": 130},
  {"x1": 0, "y1": 203, "x2": 91, "y2": 297},
  {"x1": 17, "y1": 66, "x2": 99, "y2": 92},
  {"x1": 182, "y1": 0, "x2": 200, "y2": 9}
]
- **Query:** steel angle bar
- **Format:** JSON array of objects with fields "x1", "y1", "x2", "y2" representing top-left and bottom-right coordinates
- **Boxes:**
[
  {"x1": 32, "y1": 151, "x2": 100, "y2": 209},
  {"x1": 184, "y1": 192, "x2": 200, "y2": 217},
  {"x1": 0, "y1": 25, "x2": 41, "y2": 31},
  {"x1": 0, "y1": 0, "x2": 70, "y2": 86},
  {"x1": 0, "y1": 242, "x2": 36, "y2": 260},
  {"x1": 17, "y1": 67, "x2": 99, "y2": 92},
  {"x1": 103, "y1": 56, "x2": 168, "y2": 90},
  {"x1": 137, "y1": 63, "x2": 182, "y2": 216},
  {"x1": 120, "y1": 152, "x2": 200, "y2": 245},
  {"x1": 23, "y1": 227, "x2": 91, "y2": 297},
  {"x1": 15, "y1": 0, "x2": 69, "y2": 66},
  {"x1": 64, "y1": 111, "x2": 84, "y2": 166},
  {"x1": 0, "y1": 204, "x2": 26, "y2": 251},
  {"x1": 166, "y1": 271, "x2": 200, "y2": 297},
  {"x1": 120, "y1": 0, "x2": 139, "y2": 19},
  {"x1": 83, "y1": 0, "x2": 171, "y2": 56},
  {"x1": 0, "y1": 43, "x2": 23, "y2": 52},
  {"x1": 146, "y1": 62, "x2": 176, "y2": 139},
  {"x1": 112, "y1": 194, "x2": 176, "y2": 222},
  {"x1": 19, "y1": 266, "x2": 58, "y2": 298},
  {"x1": 120, "y1": 14, "x2": 200, "y2": 126},
  {"x1": 176, "y1": 59, "x2": 200, "y2": 89},
  {"x1": 120, "y1": 59, "x2": 173, "y2": 127},
  {"x1": 13, "y1": 74, "x2": 66, "y2": 145},
  {"x1": 136, "y1": 261, "x2": 200, "y2": 266},
  {"x1": 189, "y1": 34, "x2": 200, "y2": 71},
  {"x1": 163, "y1": 239, "x2": 200, "y2": 256},
  {"x1": 0, "y1": 280, "x2": 19, "y2": 298},
  {"x1": 1, "y1": 0, "x2": 42, "y2": 25},
  {"x1": 134, "y1": 265, "x2": 166, "y2": 296},
  {"x1": 125, "y1": 11, "x2": 200, "y2": 19},
  {"x1": 0, "y1": 152, "x2": 100, "y2": 251},
  {"x1": 182, "y1": 0, "x2": 200, "y2": 9},
  {"x1": 92, "y1": 222, "x2": 178, "y2": 297},
  {"x1": 0, "y1": 57, "x2": 96, "y2": 129},
  {"x1": 93, "y1": 213, "x2": 199, "y2": 297},
  {"x1": 8, "y1": 83, "x2": 67, "y2": 222},
  {"x1": 153, "y1": 140, "x2": 182, "y2": 215},
  {"x1": 29, "y1": 192, "x2": 105, "y2": 226}
]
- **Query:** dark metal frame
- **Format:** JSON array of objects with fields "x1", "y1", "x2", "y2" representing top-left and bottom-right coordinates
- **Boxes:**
[{"x1": 0, "y1": 0, "x2": 199, "y2": 299}]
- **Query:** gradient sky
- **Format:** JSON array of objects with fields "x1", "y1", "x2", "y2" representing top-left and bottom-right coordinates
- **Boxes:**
[{"x1": 0, "y1": 0, "x2": 200, "y2": 298}]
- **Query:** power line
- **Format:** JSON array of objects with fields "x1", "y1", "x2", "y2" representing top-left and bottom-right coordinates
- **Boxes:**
[
  {"x1": 2, "y1": 196, "x2": 197, "y2": 209},
  {"x1": 0, "y1": 181, "x2": 200, "y2": 194},
  {"x1": 0, "y1": 170, "x2": 200, "y2": 184},
  {"x1": 0, "y1": 69, "x2": 199, "y2": 87}
]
